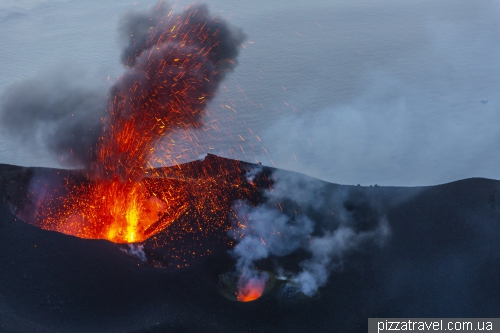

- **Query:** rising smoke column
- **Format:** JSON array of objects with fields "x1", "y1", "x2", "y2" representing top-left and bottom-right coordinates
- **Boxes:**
[
  {"x1": 229, "y1": 200, "x2": 314, "y2": 301},
  {"x1": 94, "y1": 2, "x2": 246, "y2": 180},
  {"x1": 0, "y1": 2, "x2": 245, "y2": 177},
  {"x1": 230, "y1": 169, "x2": 391, "y2": 299},
  {"x1": 0, "y1": 70, "x2": 106, "y2": 168},
  {"x1": 0, "y1": 2, "x2": 247, "y2": 244}
]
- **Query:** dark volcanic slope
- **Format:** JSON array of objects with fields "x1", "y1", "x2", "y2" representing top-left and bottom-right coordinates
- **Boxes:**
[{"x1": 1, "y1": 156, "x2": 500, "y2": 333}]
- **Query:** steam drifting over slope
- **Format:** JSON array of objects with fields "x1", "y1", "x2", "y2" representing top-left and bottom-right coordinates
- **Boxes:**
[{"x1": 230, "y1": 169, "x2": 391, "y2": 298}]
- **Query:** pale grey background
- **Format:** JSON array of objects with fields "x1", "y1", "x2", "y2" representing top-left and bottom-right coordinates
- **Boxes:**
[{"x1": 1, "y1": 0, "x2": 500, "y2": 186}]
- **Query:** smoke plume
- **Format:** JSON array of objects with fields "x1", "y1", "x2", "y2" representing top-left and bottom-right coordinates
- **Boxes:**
[
  {"x1": 0, "y1": 69, "x2": 106, "y2": 168},
  {"x1": 295, "y1": 217, "x2": 390, "y2": 296},
  {"x1": 0, "y1": 2, "x2": 245, "y2": 176},
  {"x1": 230, "y1": 169, "x2": 391, "y2": 297},
  {"x1": 229, "y1": 200, "x2": 314, "y2": 299}
]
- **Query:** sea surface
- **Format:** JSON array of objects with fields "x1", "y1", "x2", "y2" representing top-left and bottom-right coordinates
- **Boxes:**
[{"x1": 1, "y1": 0, "x2": 500, "y2": 186}]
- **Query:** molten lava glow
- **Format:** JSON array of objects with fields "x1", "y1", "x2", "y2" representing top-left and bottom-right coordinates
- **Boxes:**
[
  {"x1": 32, "y1": 157, "x2": 260, "y2": 247},
  {"x1": 91, "y1": 180, "x2": 166, "y2": 243},
  {"x1": 34, "y1": 176, "x2": 189, "y2": 243},
  {"x1": 29, "y1": 4, "x2": 250, "y2": 244},
  {"x1": 236, "y1": 278, "x2": 266, "y2": 302}
]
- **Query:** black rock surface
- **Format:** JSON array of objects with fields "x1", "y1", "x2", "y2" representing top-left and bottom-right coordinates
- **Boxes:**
[{"x1": 0, "y1": 156, "x2": 499, "y2": 332}]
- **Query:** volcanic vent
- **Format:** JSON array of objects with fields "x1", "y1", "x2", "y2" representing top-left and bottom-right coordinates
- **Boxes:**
[
  {"x1": 1, "y1": 2, "x2": 247, "y2": 244},
  {"x1": 0, "y1": 2, "x2": 391, "y2": 304}
]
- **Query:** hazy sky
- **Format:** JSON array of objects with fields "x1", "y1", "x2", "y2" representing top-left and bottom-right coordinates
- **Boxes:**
[{"x1": 1, "y1": 0, "x2": 500, "y2": 186}]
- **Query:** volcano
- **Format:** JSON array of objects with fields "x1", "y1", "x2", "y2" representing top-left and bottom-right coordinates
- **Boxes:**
[{"x1": 1, "y1": 154, "x2": 499, "y2": 333}]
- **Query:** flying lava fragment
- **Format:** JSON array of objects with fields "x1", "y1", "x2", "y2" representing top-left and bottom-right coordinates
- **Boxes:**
[{"x1": 25, "y1": 2, "x2": 246, "y2": 244}]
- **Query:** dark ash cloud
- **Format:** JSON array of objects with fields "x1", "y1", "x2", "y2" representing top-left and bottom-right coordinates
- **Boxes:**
[
  {"x1": 0, "y1": 2, "x2": 245, "y2": 172},
  {"x1": 0, "y1": 70, "x2": 106, "y2": 168}
]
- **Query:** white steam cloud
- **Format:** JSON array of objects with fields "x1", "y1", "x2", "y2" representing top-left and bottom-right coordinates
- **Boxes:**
[
  {"x1": 229, "y1": 200, "x2": 314, "y2": 298},
  {"x1": 295, "y1": 217, "x2": 389, "y2": 296},
  {"x1": 229, "y1": 168, "x2": 390, "y2": 297},
  {"x1": 119, "y1": 244, "x2": 147, "y2": 263}
]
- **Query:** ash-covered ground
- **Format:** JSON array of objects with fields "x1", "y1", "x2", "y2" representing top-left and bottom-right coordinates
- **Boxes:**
[{"x1": 0, "y1": 155, "x2": 499, "y2": 333}]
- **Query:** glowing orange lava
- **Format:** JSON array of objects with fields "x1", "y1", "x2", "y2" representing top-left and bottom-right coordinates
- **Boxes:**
[
  {"x1": 64, "y1": 180, "x2": 166, "y2": 243},
  {"x1": 29, "y1": 3, "x2": 248, "y2": 244},
  {"x1": 236, "y1": 278, "x2": 266, "y2": 302},
  {"x1": 33, "y1": 175, "x2": 190, "y2": 243}
]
